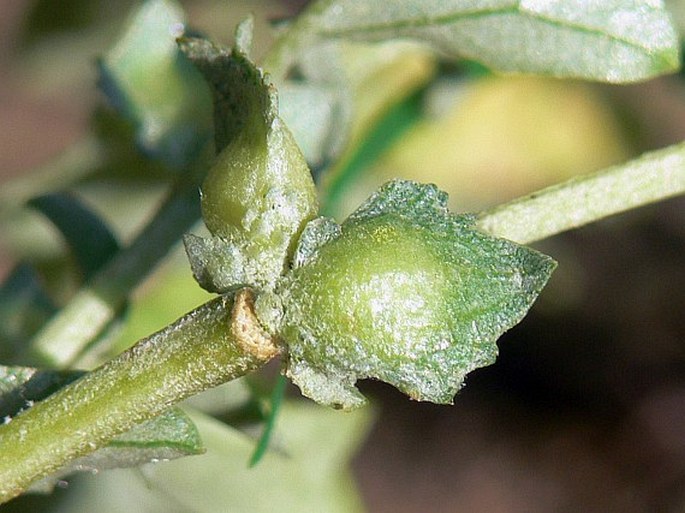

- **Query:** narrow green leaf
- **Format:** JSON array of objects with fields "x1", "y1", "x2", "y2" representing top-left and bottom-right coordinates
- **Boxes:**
[
  {"x1": 0, "y1": 366, "x2": 82, "y2": 421},
  {"x1": 279, "y1": 180, "x2": 556, "y2": 409},
  {"x1": 98, "y1": 0, "x2": 212, "y2": 169},
  {"x1": 308, "y1": 0, "x2": 679, "y2": 82},
  {"x1": 249, "y1": 374, "x2": 287, "y2": 467},
  {"x1": 28, "y1": 193, "x2": 120, "y2": 280}
]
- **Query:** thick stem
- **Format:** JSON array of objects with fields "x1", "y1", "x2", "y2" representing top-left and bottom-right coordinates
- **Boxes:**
[
  {"x1": 0, "y1": 290, "x2": 278, "y2": 504},
  {"x1": 28, "y1": 165, "x2": 206, "y2": 367},
  {"x1": 476, "y1": 141, "x2": 685, "y2": 244}
]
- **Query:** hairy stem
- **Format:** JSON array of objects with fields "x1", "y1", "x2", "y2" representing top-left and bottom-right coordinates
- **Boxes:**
[
  {"x1": 477, "y1": 141, "x2": 685, "y2": 244},
  {"x1": 0, "y1": 290, "x2": 278, "y2": 504}
]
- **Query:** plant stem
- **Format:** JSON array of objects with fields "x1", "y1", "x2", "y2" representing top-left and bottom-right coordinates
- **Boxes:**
[
  {"x1": 476, "y1": 141, "x2": 685, "y2": 244},
  {"x1": 28, "y1": 164, "x2": 207, "y2": 368},
  {"x1": 0, "y1": 290, "x2": 278, "y2": 504}
]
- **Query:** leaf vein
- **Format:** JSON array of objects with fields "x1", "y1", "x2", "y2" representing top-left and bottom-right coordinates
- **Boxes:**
[{"x1": 318, "y1": 4, "x2": 661, "y2": 54}]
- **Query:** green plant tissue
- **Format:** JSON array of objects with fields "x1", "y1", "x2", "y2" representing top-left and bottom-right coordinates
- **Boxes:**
[{"x1": 276, "y1": 179, "x2": 556, "y2": 409}]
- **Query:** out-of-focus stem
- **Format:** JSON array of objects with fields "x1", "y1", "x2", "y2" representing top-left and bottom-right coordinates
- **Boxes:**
[{"x1": 477, "y1": 141, "x2": 685, "y2": 244}]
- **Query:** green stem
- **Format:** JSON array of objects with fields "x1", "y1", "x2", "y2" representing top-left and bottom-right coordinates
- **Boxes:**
[
  {"x1": 28, "y1": 164, "x2": 206, "y2": 367},
  {"x1": 0, "y1": 291, "x2": 278, "y2": 504},
  {"x1": 476, "y1": 141, "x2": 685, "y2": 244}
]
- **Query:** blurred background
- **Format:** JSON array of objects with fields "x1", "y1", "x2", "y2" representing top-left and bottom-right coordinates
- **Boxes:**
[{"x1": 1, "y1": 1, "x2": 685, "y2": 512}]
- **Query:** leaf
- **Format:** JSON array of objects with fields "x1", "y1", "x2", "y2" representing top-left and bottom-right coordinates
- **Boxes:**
[
  {"x1": 0, "y1": 264, "x2": 57, "y2": 361},
  {"x1": 0, "y1": 365, "x2": 203, "y2": 493},
  {"x1": 309, "y1": 0, "x2": 679, "y2": 82},
  {"x1": 278, "y1": 82, "x2": 338, "y2": 169},
  {"x1": 249, "y1": 373, "x2": 287, "y2": 467},
  {"x1": 98, "y1": 0, "x2": 212, "y2": 169},
  {"x1": 30, "y1": 408, "x2": 203, "y2": 493},
  {"x1": 28, "y1": 193, "x2": 120, "y2": 280},
  {"x1": 278, "y1": 179, "x2": 556, "y2": 409},
  {"x1": 0, "y1": 365, "x2": 82, "y2": 421},
  {"x1": 179, "y1": 34, "x2": 319, "y2": 291},
  {"x1": 122, "y1": 405, "x2": 367, "y2": 513}
]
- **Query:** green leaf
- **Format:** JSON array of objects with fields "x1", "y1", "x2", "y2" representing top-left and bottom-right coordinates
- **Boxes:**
[
  {"x1": 0, "y1": 366, "x2": 82, "y2": 421},
  {"x1": 0, "y1": 265, "x2": 57, "y2": 361},
  {"x1": 30, "y1": 408, "x2": 203, "y2": 493},
  {"x1": 277, "y1": 179, "x2": 556, "y2": 409},
  {"x1": 249, "y1": 373, "x2": 287, "y2": 467},
  {"x1": 98, "y1": 0, "x2": 212, "y2": 169},
  {"x1": 308, "y1": 0, "x2": 679, "y2": 82},
  {"x1": 0, "y1": 365, "x2": 203, "y2": 493},
  {"x1": 177, "y1": 19, "x2": 271, "y2": 155},
  {"x1": 100, "y1": 405, "x2": 369, "y2": 513},
  {"x1": 179, "y1": 34, "x2": 319, "y2": 291},
  {"x1": 28, "y1": 193, "x2": 120, "y2": 280}
]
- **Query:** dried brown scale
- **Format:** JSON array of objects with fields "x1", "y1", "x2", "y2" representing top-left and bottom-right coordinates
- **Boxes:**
[{"x1": 231, "y1": 288, "x2": 281, "y2": 360}]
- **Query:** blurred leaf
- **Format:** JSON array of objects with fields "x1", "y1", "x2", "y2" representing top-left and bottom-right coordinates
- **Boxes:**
[
  {"x1": 275, "y1": 38, "x2": 435, "y2": 173},
  {"x1": 0, "y1": 365, "x2": 82, "y2": 420},
  {"x1": 336, "y1": 76, "x2": 632, "y2": 217},
  {"x1": 28, "y1": 193, "x2": 120, "y2": 281},
  {"x1": 30, "y1": 408, "x2": 203, "y2": 493},
  {"x1": 310, "y1": 0, "x2": 679, "y2": 82},
  {"x1": 98, "y1": 0, "x2": 212, "y2": 169},
  {"x1": 249, "y1": 374, "x2": 287, "y2": 466},
  {"x1": 144, "y1": 404, "x2": 368, "y2": 513},
  {"x1": 0, "y1": 364, "x2": 202, "y2": 493},
  {"x1": 54, "y1": 403, "x2": 370, "y2": 513},
  {"x1": 0, "y1": 265, "x2": 57, "y2": 362},
  {"x1": 665, "y1": 0, "x2": 685, "y2": 35},
  {"x1": 279, "y1": 82, "x2": 337, "y2": 169}
]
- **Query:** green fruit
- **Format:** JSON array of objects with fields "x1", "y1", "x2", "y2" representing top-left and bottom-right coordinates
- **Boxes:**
[{"x1": 276, "y1": 180, "x2": 555, "y2": 409}]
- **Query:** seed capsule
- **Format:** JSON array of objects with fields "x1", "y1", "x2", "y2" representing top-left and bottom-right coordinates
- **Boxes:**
[{"x1": 276, "y1": 180, "x2": 556, "y2": 409}]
